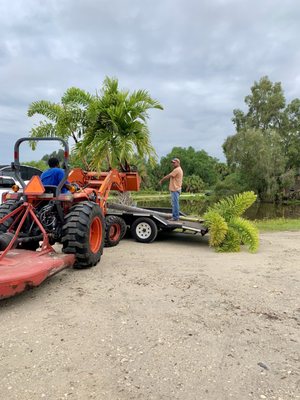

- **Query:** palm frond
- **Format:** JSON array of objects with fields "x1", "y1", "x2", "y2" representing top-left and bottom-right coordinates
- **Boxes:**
[
  {"x1": 203, "y1": 210, "x2": 228, "y2": 247},
  {"x1": 61, "y1": 87, "x2": 93, "y2": 107},
  {"x1": 208, "y1": 191, "x2": 257, "y2": 220},
  {"x1": 229, "y1": 217, "x2": 259, "y2": 252},
  {"x1": 216, "y1": 227, "x2": 241, "y2": 252},
  {"x1": 28, "y1": 101, "x2": 61, "y2": 122},
  {"x1": 29, "y1": 122, "x2": 57, "y2": 149},
  {"x1": 30, "y1": 122, "x2": 56, "y2": 138},
  {"x1": 128, "y1": 89, "x2": 164, "y2": 112}
]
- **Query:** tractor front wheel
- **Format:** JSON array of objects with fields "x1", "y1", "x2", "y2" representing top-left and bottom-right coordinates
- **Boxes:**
[
  {"x1": 62, "y1": 201, "x2": 105, "y2": 269},
  {"x1": 104, "y1": 215, "x2": 126, "y2": 247}
]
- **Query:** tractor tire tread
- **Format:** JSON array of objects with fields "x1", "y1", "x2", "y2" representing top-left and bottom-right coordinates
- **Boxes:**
[
  {"x1": 62, "y1": 201, "x2": 104, "y2": 268},
  {"x1": 104, "y1": 215, "x2": 124, "y2": 248},
  {"x1": 0, "y1": 200, "x2": 21, "y2": 232}
]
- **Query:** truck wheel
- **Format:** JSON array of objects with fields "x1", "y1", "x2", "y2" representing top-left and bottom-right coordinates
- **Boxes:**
[
  {"x1": 131, "y1": 217, "x2": 158, "y2": 243},
  {"x1": 0, "y1": 200, "x2": 21, "y2": 232},
  {"x1": 62, "y1": 201, "x2": 105, "y2": 269},
  {"x1": 104, "y1": 216, "x2": 124, "y2": 247}
]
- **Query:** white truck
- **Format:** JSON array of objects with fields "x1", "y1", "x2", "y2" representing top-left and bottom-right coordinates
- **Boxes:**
[
  {"x1": 0, "y1": 176, "x2": 19, "y2": 204},
  {"x1": 0, "y1": 165, "x2": 42, "y2": 204}
]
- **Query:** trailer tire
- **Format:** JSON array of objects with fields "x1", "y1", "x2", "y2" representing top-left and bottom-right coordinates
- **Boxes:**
[
  {"x1": 62, "y1": 201, "x2": 105, "y2": 269},
  {"x1": 131, "y1": 217, "x2": 158, "y2": 243},
  {"x1": 104, "y1": 215, "x2": 123, "y2": 247}
]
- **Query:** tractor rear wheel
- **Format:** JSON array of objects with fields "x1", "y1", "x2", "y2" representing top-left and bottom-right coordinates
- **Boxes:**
[
  {"x1": 0, "y1": 232, "x2": 15, "y2": 251},
  {"x1": 104, "y1": 215, "x2": 126, "y2": 247},
  {"x1": 0, "y1": 200, "x2": 40, "y2": 251},
  {"x1": 0, "y1": 200, "x2": 21, "y2": 233},
  {"x1": 62, "y1": 201, "x2": 105, "y2": 269}
]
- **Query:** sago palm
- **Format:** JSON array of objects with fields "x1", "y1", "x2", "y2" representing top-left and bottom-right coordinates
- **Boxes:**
[{"x1": 204, "y1": 191, "x2": 259, "y2": 252}]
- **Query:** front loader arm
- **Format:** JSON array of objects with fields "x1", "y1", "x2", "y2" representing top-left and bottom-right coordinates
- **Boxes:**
[
  {"x1": 97, "y1": 169, "x2": 126, "y2": 212},
  {"x1": 68, "y1": 168, "x2": 140, "y2": 214}
]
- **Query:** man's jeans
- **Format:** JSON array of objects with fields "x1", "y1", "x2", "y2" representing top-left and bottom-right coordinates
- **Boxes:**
[{"x1": 171, "y1": 190, "x2": 181, "y2": 220}]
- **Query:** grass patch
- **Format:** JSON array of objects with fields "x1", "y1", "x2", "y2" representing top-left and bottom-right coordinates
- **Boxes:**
[{"x1": 255, "y1": 218, "x2": 300, "y2": 232}]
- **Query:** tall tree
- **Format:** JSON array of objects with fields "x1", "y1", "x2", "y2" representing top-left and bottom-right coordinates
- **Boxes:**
[
  {"x1": 224, "y1": 129, "x2": 286, "y2": 200},
  {"x1": 42, "y1": 149, "x2": 65, "y2": 163},
  {"x1": 281, "y1": 99, "x2": 300, "y2": 169},
  {"x1": 232, "y1": 76, "x2": 286, "y2": 132},
  {"x1": 160, "y1": 146, "x2": 221, "y2": 186}
]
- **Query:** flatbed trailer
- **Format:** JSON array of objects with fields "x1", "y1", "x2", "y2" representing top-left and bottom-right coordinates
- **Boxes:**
[{"x1": 107, "y1": 203, "x2": 208, "y2": 243}]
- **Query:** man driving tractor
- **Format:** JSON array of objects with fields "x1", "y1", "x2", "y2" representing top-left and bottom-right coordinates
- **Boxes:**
[{"x1": 40, "y1": 157, "x2": 70, "y2": 192}]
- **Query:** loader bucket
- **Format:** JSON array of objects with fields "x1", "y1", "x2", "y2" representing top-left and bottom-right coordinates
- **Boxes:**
[{"x1": 0, "y1": 249, "x2": 75, "y2": 299}]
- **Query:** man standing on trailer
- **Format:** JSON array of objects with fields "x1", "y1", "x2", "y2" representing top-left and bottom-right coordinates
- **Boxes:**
[{"x1": 159, "y1": 158, "x2": 183, "y2": 221}]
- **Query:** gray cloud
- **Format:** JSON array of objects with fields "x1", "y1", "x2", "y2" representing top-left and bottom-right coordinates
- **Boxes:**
[{"x1": 0, "y1": 0, "x2": 300, "y2": 164}]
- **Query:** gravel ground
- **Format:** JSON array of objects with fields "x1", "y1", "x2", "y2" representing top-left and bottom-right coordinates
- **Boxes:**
[{"x1": 1, "y1": 231, "x2": 299, "y2": 400}]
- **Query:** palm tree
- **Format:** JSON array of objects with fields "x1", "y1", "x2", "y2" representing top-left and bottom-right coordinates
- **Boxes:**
[
  {"x1": 76, "y1": 77, "x2": 163, "y2": 169},
  {"x1": 28, "y1": 87, "x2": 92, "y2": 144},
  {"x1": 203, "y1": 191, "x2": 259, "y2": 252},
  {"x1": 28, "y1": 77, "x2": 163, "y2": 171}
]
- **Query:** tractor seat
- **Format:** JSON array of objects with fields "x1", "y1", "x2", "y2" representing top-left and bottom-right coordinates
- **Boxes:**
[{"x1": 44, "y1": 185, "x2": 58, "y2": 195}]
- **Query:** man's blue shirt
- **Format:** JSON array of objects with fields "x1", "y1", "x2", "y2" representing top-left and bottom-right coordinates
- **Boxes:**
[{"x1": 41, "y1": 168, "x2": 68, "y2": 193}]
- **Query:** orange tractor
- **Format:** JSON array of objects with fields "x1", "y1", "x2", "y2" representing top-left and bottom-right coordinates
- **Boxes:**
[{"x1": 0, "y1": 137, "x2": 140, "y2": 299}]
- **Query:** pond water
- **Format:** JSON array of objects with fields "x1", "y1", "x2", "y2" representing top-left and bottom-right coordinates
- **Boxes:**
[{"x1": 136, "y1": 198, "x2": 300, "y2": 220}]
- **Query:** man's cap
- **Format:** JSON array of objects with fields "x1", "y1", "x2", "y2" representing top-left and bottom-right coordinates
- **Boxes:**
[{"x1": 171, "y1": 158, "x2": 180, "y2": 163}]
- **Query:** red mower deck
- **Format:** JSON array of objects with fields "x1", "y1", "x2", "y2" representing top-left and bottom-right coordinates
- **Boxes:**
[{"x1": 0, "y1": 249, "x2": 75, "y2": 299}]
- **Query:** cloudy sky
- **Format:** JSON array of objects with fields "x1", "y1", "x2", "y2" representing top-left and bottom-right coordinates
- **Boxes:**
[{"x1": 0, "y1": 0, "x2": 300, "y2": 164}]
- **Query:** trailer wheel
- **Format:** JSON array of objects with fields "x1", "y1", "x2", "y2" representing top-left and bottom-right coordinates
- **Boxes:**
[
  {"x1": 62, "y1": 201, "x2": 105, "y2": 269},
  {"x1": 104, "y1": 215, "x2": 123, "y2": 247},
  {"x1": 131, "y1": 217, "x2": 158, "y2": 243}
]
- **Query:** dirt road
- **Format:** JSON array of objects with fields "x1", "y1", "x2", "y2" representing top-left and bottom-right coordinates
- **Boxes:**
[{"x1": 1, "y1": 231, "x2": 299, "y2": 400}]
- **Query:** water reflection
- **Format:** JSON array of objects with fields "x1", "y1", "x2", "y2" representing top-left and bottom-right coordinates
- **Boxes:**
[
  {"x1": 245, "y1": 202, "x2": 300, "y2": 220},
  {"x1": 137, "y1": 198, "x2": 300, "y2": 220}
]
